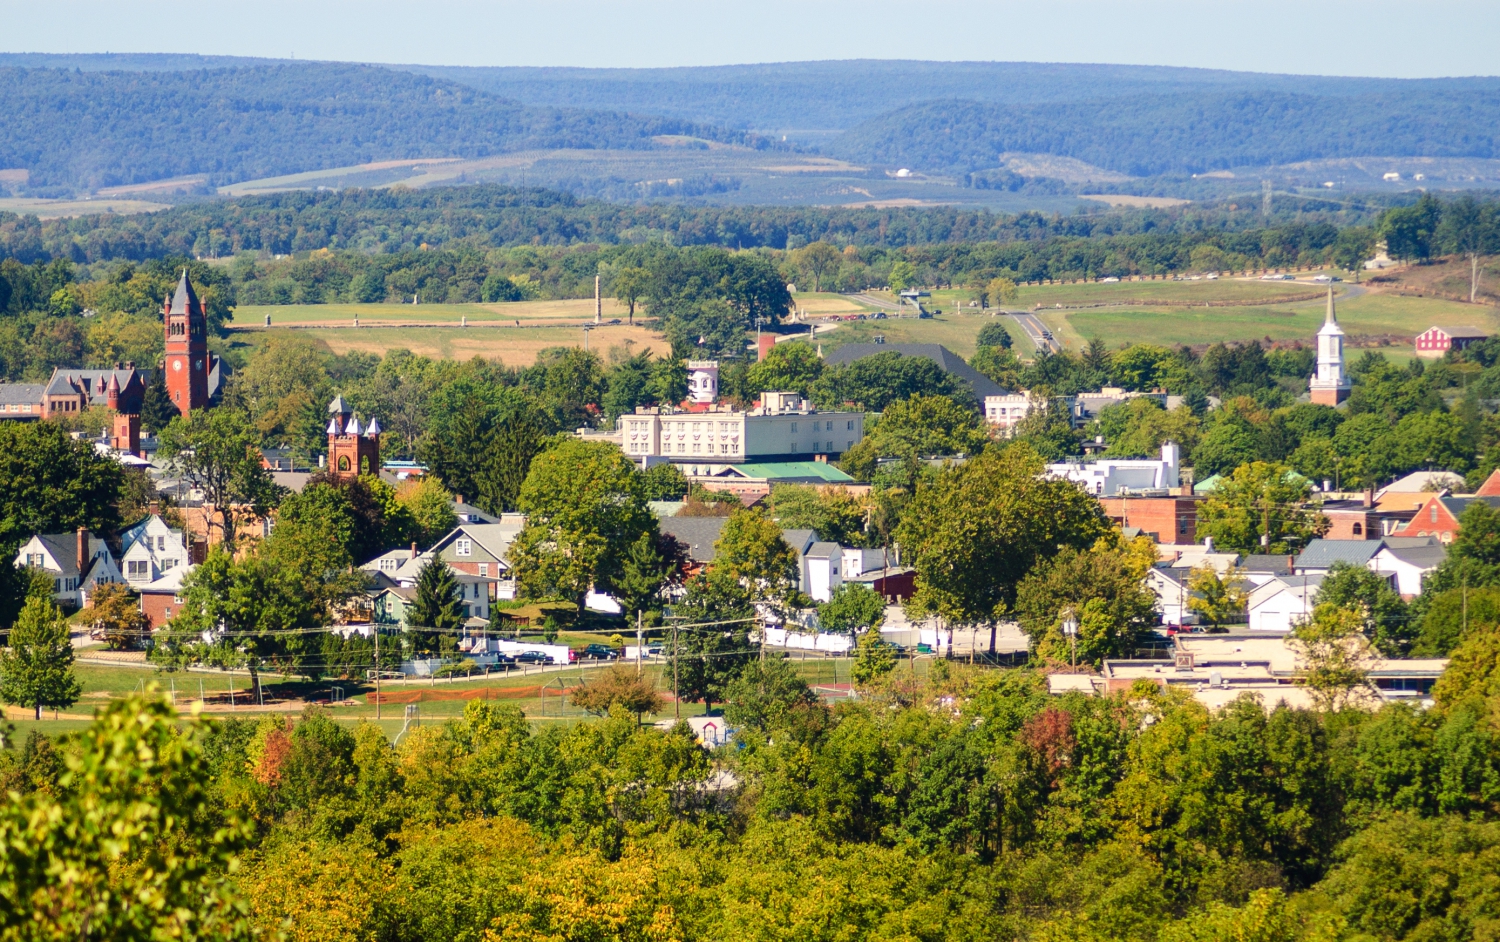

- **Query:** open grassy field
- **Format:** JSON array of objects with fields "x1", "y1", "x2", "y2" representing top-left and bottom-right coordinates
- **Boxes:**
[
  {"x1": 228, "y1": 275, "x2": 1497, "y2": 367},
  {"x1": 235, "y1": 298, "x2": 629, "y2": 327},
  {"x1": 6, "y1": 653, "x2": 870, "y2": 742},
  {"x1": 0, "y1": 196, "x2": 166, "y2": 219},
  {"x1": 1040, "y1": 290, "x2": 1497, "y2": 351}
]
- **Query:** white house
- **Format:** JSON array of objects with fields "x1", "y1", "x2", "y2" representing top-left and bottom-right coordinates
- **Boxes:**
[
  {"x1": 1048, "y1": 442, "x2": 1180, "y2": 497},
  {"x1": 1247, "y1": 575, "x2": 1324, "y2": 632},
  {"x1": 15, "y1": 529, "x2": 122, "y2": 609},
  {"x1": 1369, "y1": 542, "x2": 1447, "y2": 597},
  {"x1": 360, "y1": 548, "x2": 497, "y2": 621},
  {"x1": 803, "y1": 541, "x2": 843, "y2": 602},
  {"x1": 1147, "y1": 566, "x2": 1197, "y2": 626},
  {"x1": 119, "y1": 514, "x2": 191, "y2": 587}
]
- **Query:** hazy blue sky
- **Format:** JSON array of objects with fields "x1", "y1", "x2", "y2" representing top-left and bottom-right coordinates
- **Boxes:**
[{"x1": 6, "y1": 0, "x2": 1498, "y2": 77}]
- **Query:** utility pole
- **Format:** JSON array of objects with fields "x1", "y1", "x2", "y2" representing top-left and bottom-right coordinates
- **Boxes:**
[
  {"x1": 673, "y1": 622, "x2": 680, "y2": 720},
  {"x1": 594, "y1": 274, "x2": 602, "y2": 325},
  {"x1": 636, "y1": 609, "x2": 643, "y2": 677},
  {"x1": 374, "y1": 628, "x2": 381, "y2": 721}
]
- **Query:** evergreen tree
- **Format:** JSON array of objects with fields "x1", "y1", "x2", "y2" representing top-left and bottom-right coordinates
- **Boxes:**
[
  {"x1": 406, "y1": 557, "x2": 463, "y2": 657},
  {"x1": 0, "y1": 594, "x2": 81, "y2": 720},
  {"x1": 138, "y1": 368, "x2": 180, "y2": 435}
]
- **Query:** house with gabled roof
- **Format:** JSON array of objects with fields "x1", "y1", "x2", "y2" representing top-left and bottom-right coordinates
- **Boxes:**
[
  {"x1": 15, "y1": 528, "x2": 122, "y2": 610},
  {"x1": 119, "y1": 514, "x2": 192, "y2": 587},
  {"x1": 1396, "y1": 494, "x2": 1500, "y2": 544}
]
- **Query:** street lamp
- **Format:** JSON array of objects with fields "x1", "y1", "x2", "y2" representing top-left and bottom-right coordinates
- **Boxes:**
[{"x1": 1061, "y1": 609, "x2": 1079, "y2": 672}]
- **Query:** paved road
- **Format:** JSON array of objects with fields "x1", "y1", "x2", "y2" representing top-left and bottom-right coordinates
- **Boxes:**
[
  {"x1": 847, "y1": 292, "x2": 903, "y2": 311},
  {"x1": 1004, "y1": 310, "x2": 1061, "y2": 354}
]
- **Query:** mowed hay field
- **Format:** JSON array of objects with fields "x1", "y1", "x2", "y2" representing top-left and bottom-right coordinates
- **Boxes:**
[
  {"x1": 236, "y1": 298, "x2": 629, "y2": 327},
  {"x1": 232, "y1": 298, "x2": 670, "y2": 364}
]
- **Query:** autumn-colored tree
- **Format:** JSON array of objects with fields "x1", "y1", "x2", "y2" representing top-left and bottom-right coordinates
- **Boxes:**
[
  {"x1": 571, "y1": 665, "x2": 665, "y2": 720},
  {"x1": 89, "y1": 581, "x2": 150, "y2": 651}
]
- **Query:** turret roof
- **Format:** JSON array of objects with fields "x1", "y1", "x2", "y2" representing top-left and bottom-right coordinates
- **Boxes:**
[{"x1": 168, "y1": 270, "x2": 199, "y2": 316}]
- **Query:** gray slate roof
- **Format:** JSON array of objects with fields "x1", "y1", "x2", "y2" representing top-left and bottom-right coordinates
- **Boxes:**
[
  {"x1": 169, "y1": 270, "x2": 199, "y2": 315},
  {"x1": 820, "y1": 343, "x2": 1007, "y2": 399},
  {"x1": 0, "y1": 383, "x2": 44, "y2": 405}
]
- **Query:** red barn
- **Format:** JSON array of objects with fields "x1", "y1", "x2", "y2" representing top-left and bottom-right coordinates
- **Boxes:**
[{"x1": 1415, "y1": 325, "x2": 1491, "y2": 358}]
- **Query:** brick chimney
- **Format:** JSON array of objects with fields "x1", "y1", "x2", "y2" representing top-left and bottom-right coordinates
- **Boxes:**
[
  {"x1": 410, "y1": 541, "x2": 418, "y2": 559},
  {"x1": 76, "y1": 527, "x2": 89, "y2": 572},
  {"x1": 1362, "y1": 487, "x2": 1374, "y2": 508}
]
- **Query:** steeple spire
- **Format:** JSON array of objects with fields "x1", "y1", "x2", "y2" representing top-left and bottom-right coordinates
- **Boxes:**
[{"x1": 1324, "y1": 284, "x2": 1337, "y2": 326}]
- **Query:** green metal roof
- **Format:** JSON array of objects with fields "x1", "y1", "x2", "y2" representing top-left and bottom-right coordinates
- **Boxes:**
[{"x1": 727, "y1": 461, "x2": 855, "y2": 483}]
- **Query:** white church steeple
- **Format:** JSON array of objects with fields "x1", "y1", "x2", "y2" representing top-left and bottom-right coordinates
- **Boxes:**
[{"x1": 1309, "y1": 285, "x2": 1350, "y2": 405}]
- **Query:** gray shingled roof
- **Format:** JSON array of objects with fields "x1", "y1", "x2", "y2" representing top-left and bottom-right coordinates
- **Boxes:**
[
  {"x1": 1379, "y1": 543, "x2": 1448, "y2": 569},
  {"x1": 820, "y1": 343, "x2": 1007, "y2": 399},
  {"x1": 659, "y1": 516, "x2": 730, "y2": 563},
  {"x1": 1296, "y1": 539, "x2": 1383, "y2": 570}
]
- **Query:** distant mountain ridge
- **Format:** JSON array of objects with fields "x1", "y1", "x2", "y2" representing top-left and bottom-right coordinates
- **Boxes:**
[
  {"x1": 0, "y1": 61, "x2": 763, "y2": 195},
  {"x1": 401, "y1": 59, "x2": 1500, "y2": 133},
  {"x1": 829, "y1": 89, "x2": 1500, "y2": 177},
  {"x1": 1, "y1": 54, "x2": 1498, "y2": 200}
]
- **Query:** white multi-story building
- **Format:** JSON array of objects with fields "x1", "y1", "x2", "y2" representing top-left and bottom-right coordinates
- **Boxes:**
[
  {"x1": 1048, "y1": 441, "x2": 1181, "y2": 497},
  {"x1": 618, "y1": 391, "x2": 865, "y2": 475},
  {"x1": 984, "y1": 393, "x2": 1043, "y2": 434}
]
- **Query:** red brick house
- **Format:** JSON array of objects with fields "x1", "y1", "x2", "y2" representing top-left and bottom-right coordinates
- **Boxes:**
[{"x1": 1398, "y1": 494, "x2": 1500, "y2": 543}]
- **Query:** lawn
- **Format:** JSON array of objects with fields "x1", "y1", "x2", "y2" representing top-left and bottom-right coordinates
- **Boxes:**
[
  {"x1": 1044, "y1": 290, "x2": 1497, "y2": 350},
  {"x1": 10, "y1": 654, "x2": 870, "y2": 742},
  {"x1": 816, "y1": 310, "x2": 1034, "y2": 358}
]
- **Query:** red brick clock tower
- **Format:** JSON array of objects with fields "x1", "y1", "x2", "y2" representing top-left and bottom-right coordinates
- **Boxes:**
[{"x1": 163, "y1": 270, "x2": 209, "y2": 417}]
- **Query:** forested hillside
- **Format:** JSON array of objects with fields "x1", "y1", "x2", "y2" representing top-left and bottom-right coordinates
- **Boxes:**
[
  {"x1": 833, "y1": 89, "x2": 1500, "y2": 177},
  {"x1": 0, "y1": 64, "x2": 759, "y2": 195},
  {"x1": 0, "y1": 182, "x2": 1401, "y2": 263}
]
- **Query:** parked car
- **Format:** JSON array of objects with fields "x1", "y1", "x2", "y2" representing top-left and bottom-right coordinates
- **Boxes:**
[
  {"x1": 581, "y1": 643, "x2": 620, "y2": 661},
  {"x1": 871, "y1": 312, "x2": 887, "y2": 319},
  {"x1": 514, "y1": 650, "x2": 550, "y2": 665},
  {"x1": 1100, "y1": 276, "x2": 1120, "y2": 283}
]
